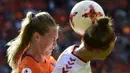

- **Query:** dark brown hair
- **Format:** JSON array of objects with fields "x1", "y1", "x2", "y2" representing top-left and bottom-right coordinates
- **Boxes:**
[{"x1": 83, "y1": 17, "x2": 115, "y2": 50}]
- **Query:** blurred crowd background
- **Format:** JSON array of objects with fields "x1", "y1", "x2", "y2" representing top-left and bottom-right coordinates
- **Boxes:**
[{"x1": 0, "y1": 0, "x2": 130, "y2": 73}]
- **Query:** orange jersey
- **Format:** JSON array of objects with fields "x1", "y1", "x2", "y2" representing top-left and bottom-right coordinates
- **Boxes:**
[{"x1": 18, "y1": 54, "x2": 56, "y2": 73}]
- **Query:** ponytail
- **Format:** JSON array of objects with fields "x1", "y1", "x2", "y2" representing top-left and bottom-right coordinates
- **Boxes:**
[
  {"x1": 7, "y1": 11, "x2": 58, "y2": 73},
  {"x1": 7, "y1": 12, "x2": 35, "y2": 72}
]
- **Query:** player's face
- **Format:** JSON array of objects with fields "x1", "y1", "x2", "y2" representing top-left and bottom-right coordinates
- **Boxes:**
[
  {"x1": 97, "y1": 42, "x2": 114, "y2": 60},
  {"x1": 38, "y1": 27, "x2": 58, "y2": 55},
  {"x1": 93, "y1": 37, "x2": 117, "y2": 60}
]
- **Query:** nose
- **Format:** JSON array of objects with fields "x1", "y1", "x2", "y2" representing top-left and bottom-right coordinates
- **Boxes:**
[{"x1": 52, "y1": 41, "x2": 57, "y2": 50}]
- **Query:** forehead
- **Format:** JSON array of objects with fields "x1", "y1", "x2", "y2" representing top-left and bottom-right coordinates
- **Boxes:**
[{"x1": 46, "y1": 27, "x2": 58, "y2": 38}]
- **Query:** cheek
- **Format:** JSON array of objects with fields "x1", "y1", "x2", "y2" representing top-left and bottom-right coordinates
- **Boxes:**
[
  {"x1": 101, "y1": 44, "x2": 114, "y2": 57},
  {"x1": 101, "y1": 49, "x2": 111, "y2": 58},
  {"x1": 38, "y1": 40, "x2": 49, "y2": 51},
  {"x1": 42, "y1": 40, "x2": 53, "y2": 49}
]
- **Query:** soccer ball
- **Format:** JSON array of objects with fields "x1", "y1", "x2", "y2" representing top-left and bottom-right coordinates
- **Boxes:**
[{"x1": 70, "y1": 0, "x2": 105, "y2": 36}]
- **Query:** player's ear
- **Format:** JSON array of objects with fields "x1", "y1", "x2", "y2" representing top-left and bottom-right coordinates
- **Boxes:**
[{"x1": 33, "y1": 32, "x2": 41, "y2": 42}]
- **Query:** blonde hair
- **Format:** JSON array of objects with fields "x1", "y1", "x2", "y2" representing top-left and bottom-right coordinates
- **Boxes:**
[{"x1": 7, "y1": 11, "x2": 58, "y2": 73}]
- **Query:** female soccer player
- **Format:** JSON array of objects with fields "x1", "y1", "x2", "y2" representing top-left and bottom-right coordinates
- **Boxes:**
[
  {"x1": 7, "y1": 12, "x2": 59, "y2": 73},
  {"x1": 52, "y1": 17, "x2": 117, "y2": 73}
]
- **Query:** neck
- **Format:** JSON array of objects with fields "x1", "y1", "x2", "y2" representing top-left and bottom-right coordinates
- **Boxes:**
[
  {"x1": 27, "y1": 44, "x2": 46, "y2": 62},
  {"x1": 74, "y1": 43, "x2": 93, "y2": 62}
]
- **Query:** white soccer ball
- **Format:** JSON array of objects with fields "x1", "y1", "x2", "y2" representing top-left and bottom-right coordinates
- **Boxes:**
[{"x1": 70, "y1": 0, "x2": 105, "y2": 36}]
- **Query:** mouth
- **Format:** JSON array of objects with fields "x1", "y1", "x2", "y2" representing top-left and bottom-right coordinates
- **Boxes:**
[{"x1": 49, "y1": 50, "x2": 53, "y2": 53}]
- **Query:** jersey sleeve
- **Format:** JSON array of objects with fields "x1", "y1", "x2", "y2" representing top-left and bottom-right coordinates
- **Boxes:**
[
  {"x1": 48, "y1": 56, "x2": 56, "y2": 72},
  {"x1": 52, "y1": 66, "x2": 63, "y2": 73},
  {"x1": 52, "y1": 55, "x2": 70, "y2": 73},
  {"x1": 52, "y1": 45, "x2": 76, "y2": 73},
  {"x1": 18, "y1": 61, "x2": 41, "y2": 73},
  {"x1": 18, "y1": 56, "x2": 43, "y2": 73}
]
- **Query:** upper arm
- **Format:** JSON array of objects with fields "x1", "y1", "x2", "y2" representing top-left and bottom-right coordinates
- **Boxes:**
[
  {"x1": 49, "y1": 56, "x2": 56, "y2": 72},
  {"x1": 52, "y1": 66, "x2": 63, "y2": 73},
  {"x1": 18, "y1": 60, "x2": 41, "y2": 73},
  {"x1": 18, "y1": 63, "x2": 40, "y2": 73},
  {"x1": 52, "y1": 56, "x2": 68, "y2": 73}
]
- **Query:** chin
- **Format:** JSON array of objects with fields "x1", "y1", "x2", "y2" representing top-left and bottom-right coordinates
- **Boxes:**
[
  {"x1": 99, "y1": 57, "x2": 106, "y2": 60},
  {"x1": 48, "y1": 53, "x2": 51, "y2": 56},
  {"x1": 99, "y1": 58, "x2": 105, "y2": 60},
  {"x1": 42, "y1": 52, "x2": 51, "y2": 56},
  {"x1": 46, "y1": 52, "x2": 52, "y2": 56},
  {"x1": 94, "y1": 57, "x2": 106, "y2": 60}
]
